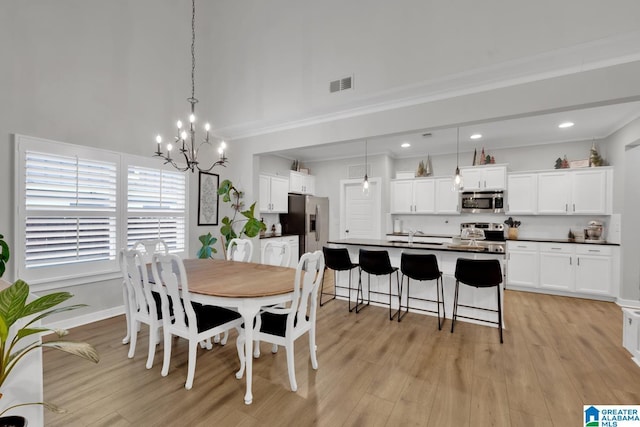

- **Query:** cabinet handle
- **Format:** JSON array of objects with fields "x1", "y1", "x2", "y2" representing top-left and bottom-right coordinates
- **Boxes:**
[
  {"x1": 478, "y1": 181, "x2": 481, "y2": 188},
  {"x1": 569, "y1": 257, "x2": 572, "y2": 265},
  {"x1": 516, "y1": 245, "x2": 527, "y2": 248},
  {"x1": 573, "y1": 204, "x2": 576, "y2": 212},
  {"x1": 577, "y1": 257, "x2": 580, "y2": 266},
  {"x1": 565, "y1": 204, "x2": 568, "y2": 212},
  {"x1": 588, "y1": 249, "x2": 600, "y2": 253},
  {"x1": 484, "y1": 180, "x2": 487, "y2": 188},
  {"x1": 551, "y1": 247, "x2": 562, "y2": 250}
]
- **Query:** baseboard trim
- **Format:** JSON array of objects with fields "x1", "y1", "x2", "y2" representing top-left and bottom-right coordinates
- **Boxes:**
[
  {"x1": 617, "y1": 298, "x2": 640, "y2": 309},
  {"x1": 43, "y1": 306, "x2": 125, "y2": 331}
]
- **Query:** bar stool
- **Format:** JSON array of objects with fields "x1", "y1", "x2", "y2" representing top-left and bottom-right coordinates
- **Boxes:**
[
  {"x1": 358, "y1": 249, "x2": 400, "y2": 320},
  {"x1": 398, "y1": 253, "x2": 445, "y2": 330},
  {"x1": 451, "y1": 258, "x2": 503, "y2": 343},
  {"x1": 321, "y1": 247, "x2": 360, "y2": 310}
]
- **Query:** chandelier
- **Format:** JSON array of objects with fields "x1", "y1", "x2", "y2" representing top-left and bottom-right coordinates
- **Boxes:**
[{"x1": 154, "y1": 0, "x2": 228, "y2": 173}]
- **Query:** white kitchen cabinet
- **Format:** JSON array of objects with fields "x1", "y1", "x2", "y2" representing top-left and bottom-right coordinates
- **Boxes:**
[
  {"x1": 574, "y1": 245, "x2": 612, "y2": 296},
  {"x1": 460, "y1": 165, "x2": 507, "y2": 191},
  {"x1": 506, "y1": 241, "x2": 538, "y2": 288},
  {"x1": 289, "y1": 171, "x2": 315, "y2": 195},
  {"x1": 539, "y1": 244, "x2": 574, "y2": 292},
  {"x1": 537, "y1": 168, "x2": 611, "y2": 215},
  {"x1": 507, "y1": 173, "x2": 537, "y2": 214},
  {"x1": 434, "y1": 177, "x2": 460, "y2": 214},
  {"x1": 259, "y1": 175, "x2": 289, "y2": 213},
  {"x1": 390, "y1": 179, "x2": 435, "y2": 213}
]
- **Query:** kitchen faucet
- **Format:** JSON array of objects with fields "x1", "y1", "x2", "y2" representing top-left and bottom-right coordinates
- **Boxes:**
[{"x1": 408, "y1": 229, "x2": 425, "y2": 246}]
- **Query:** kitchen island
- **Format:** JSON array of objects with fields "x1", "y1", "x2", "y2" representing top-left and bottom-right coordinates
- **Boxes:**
[{"x1": 327, "y1": 238, "x2": 505, "y2": 328}]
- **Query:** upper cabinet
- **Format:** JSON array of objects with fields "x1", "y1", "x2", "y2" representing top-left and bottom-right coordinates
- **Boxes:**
[
  {"x1": 259, "y1": 175, "x2": 289, "y2": 213},
  {"x1": 390, "y1": 179, "x2": 435, "y2": 213},
  {"x1": 289, "y1": 171, "x2": 315, "y2": 195},
  {"x1": 460, "y1": 165, "x2": 507, "y2": 191},
  {"x1": 507, "y1": 173, "x2": 537, "y2": 214},
  {"x1": 537, "y1": 168, "x2": 611, "y2": 215},
  {"x1": 434, "y1": 177, "x2": 460, "y2": 214}
]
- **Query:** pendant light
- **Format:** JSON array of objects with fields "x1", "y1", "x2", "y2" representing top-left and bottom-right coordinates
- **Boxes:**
[
  {"x1": 362, "y1": 140, "x2": 370, "y2": 196},
  {"x1": 452, "y1": 128, "x2": 463, "y2": 192}
]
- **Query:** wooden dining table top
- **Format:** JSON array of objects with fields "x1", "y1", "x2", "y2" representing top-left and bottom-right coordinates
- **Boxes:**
[{"x1": 183, "y1": 258, "x2": 296, "y2": 298}]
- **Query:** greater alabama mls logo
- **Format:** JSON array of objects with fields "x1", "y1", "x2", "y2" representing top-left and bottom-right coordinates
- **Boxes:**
[{"x1": 584, "y1": 405, "x2": 640, "y2": 427}]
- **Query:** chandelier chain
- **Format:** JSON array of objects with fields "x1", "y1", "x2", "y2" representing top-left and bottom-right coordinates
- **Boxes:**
[{"x1": 191, "y1": 0, "x2": 196, "y2": 101}]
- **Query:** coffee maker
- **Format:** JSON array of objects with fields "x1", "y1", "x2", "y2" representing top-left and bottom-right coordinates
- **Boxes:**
[{"x1": 584, "y1": 220, "x2": 604, "y2": 243}]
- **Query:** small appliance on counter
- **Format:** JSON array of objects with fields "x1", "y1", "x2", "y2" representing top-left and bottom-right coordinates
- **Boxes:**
[{"x1": 584, "y1": 220, "x2": 605, "y2": 243}]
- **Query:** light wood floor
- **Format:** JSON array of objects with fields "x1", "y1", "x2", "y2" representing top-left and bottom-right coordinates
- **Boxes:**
[{"x1": 44, "y1": 287, "x2": 640, "y2": 426}]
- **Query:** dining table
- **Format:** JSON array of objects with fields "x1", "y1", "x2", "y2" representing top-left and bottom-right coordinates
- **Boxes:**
[{"x1": 181, "y1": 258, "x2": 296, "y2": 405}]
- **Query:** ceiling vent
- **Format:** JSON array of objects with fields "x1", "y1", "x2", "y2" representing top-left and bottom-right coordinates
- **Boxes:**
[
  {"x1": 348, "y1": 163, "x2": 370, "y2": 179},
  {"x1": 330, "y1": 76, "x2": 354, "y2": 93}
]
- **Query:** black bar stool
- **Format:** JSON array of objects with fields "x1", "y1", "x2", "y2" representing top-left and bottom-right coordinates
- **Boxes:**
[
  {"x1": 451, "y1": 258, "x2": 503, "y2": 343},
  {"x1": 358, "y1": 249, "x2": 400, "y2": 320},
  {"x1": 321, "y1": 247, "x2": 359, "y2": 310},
  {"x1": 398, "y1": 253, "x2": 445, "y2": 330}
]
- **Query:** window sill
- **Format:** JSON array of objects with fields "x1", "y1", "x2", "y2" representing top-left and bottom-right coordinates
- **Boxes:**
[{"x1": 28, "y1": 270, "x2": 123, "y2": 293}]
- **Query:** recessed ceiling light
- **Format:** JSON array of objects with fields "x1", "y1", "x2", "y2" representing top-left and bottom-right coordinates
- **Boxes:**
[
  {"x1": 470, "y1": 133, "x2": 482, "y2": 140},
  {"x1": 401, "y1": 142, "x2": 411, "y2": 148},
  {"x1": 558, "y1": 122, "x2": 574, "y2": 129}
]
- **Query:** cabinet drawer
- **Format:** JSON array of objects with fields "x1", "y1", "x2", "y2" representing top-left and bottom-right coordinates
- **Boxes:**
[
  {"x1": 575, "y1": 245, "x2": 612, "y2": 256},
  {"x1": 506, "y1": 241, "x2": 538, "y2": 251},
  {"x1": 281, "y1": 236, "x2": 298, "y2": 245},
  {"x1": 539, "y1": 243, "x2": 573, "y2": 254}
]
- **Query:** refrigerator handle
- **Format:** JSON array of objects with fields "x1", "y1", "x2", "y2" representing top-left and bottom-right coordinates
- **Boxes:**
[{"x1": 315, "y1": 205, "x2": 319, "y2": 242}]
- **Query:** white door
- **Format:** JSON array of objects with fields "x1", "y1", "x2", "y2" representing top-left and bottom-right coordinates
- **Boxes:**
[{"x1": 341, "y1": 179, "x2": 381, "y2": 240}]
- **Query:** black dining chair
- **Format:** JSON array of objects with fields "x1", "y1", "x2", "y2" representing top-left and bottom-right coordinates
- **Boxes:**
[
  {"x1": 358, "y1": 249, "x2": 400, "y2": 320},
  {"x1": 321, "y1": 247, "x2": 360, "y2": 310},
  {"x1": 451, "y1": 258, "x2": 504, "y2": 343},
  {"x1": 398, "y1": 252, "x2": 445, "y2": 329}
]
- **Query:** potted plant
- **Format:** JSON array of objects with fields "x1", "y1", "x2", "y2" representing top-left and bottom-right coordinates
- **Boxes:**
[
  {"x1": 0, "y1": 235, "x2": 99, "y2": 426},
  {"x1": 216, "y1": 179, "x2": 266, "y2": 253},
  {"x1": 196, "y1": 232, "x2": 218, "y2": 259}
]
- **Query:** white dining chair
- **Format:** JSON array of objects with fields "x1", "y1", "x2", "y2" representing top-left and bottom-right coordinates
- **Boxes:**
[
  {"x1": 227, "y1": 238, "x2": 254, "y2": 262},
  {"x1": 122, "y1": 239, "x2": 169, "y2": 345},
  {"x1": 236, "y1": 250, "x2": 325, "y2": 392},
  {"x1": 119, "y1": 248, "x2": 163, "y2": 369},
  {"x1": 261, "y1": 240, "x2": 292, "y2": 267},
  {"x1": 151, "y1": 253, "x2": 244, "y2": 390}
]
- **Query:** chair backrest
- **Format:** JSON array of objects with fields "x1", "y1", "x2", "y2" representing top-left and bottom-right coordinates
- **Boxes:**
[
  {"x1": 455, "y1": 258, "x2": 503, "y2": 288},
  {"x1": 261, "y1": 240, "x2": 292, "y2": 267},
  {"x1": 401, "y1": 253, "x2": 440, "y2": 281},
  {"x1": 133, "y1": 239, "x2": 169, "y2": 263},
  {"x1": 323, "y1": 246, "x2": 357, "y2": 271},
  {"x1": 289, "y1": 250, "x2": 325, "y2": 331},
  {"x1": 151, "y1": 253, "x2": 197, "y2": 333},
  {"x1": 359, "y1": 249, "x2": 394, "y2": 275},
  {"x1": 120, "y1": 248, "x2": 158, "y2": 320},
  {"x1": 227, "y1": 238, "x2": 254, "y2": 262}
]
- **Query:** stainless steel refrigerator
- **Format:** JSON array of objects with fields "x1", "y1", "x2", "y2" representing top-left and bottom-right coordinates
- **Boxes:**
[{"x1": 280, "y1": 194, "x2": 329, "y2": 258}]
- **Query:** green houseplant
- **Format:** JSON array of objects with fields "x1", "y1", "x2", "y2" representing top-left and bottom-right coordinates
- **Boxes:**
[
  {"x1": 216, "y1": 179, "x2": 266, "y2": 249},
  {"x1": 196, "y1": 232, "x2": 218, "y2": 259},
  {"x1": 0, "y1": 235, "x2": 99, "y2": 424}
]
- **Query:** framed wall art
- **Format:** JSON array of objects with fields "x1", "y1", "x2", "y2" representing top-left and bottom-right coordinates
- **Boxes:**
[{"x1": 197, "y1": 172, "x2": 219, "y2": 225}]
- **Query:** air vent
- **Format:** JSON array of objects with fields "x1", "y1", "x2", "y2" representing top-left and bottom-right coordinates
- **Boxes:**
[
  {"x1": 330, "y1": 75, "x2": 354, "y2": 93},
  {"x1": 348, "y1": 163, "x2": 371, "y2": 179}
]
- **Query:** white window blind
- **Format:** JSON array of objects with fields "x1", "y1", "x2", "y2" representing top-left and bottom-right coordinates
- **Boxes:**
[
  {"x1": 127, "y1": 166, "x2": 186, "y2": 252},
  {"x1": 24, "y1": 151, "x2": 117, "y2": 269}
]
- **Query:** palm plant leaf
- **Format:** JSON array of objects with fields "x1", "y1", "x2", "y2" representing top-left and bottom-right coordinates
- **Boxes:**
[
  {"x1": 27, "y1": 304, "x2": 87, "y2": 325},
  {"x1": 0, "y1": 280, "x2": 29, "y2": 327},
  {"x1": 21, "y1": 292, "x2": 73, "y2": 318}
]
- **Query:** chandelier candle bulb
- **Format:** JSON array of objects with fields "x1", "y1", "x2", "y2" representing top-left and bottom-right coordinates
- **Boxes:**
[{"x1": 155, "y1": 135, "x2": 162, "y2": 154}]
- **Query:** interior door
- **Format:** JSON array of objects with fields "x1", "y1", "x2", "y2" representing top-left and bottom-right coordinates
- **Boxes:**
[{"x1": 342, "y1": 179, "x2": 381, "y2": 240}]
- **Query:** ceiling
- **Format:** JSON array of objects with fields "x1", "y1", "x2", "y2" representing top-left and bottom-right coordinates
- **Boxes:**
[{"x1": 269, "y1": 101, "x2": 640, "y2": 163}]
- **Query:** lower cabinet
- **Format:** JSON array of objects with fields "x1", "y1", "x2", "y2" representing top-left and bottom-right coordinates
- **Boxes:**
[{"x1": 507, "y1": 241, "x2": 616, "y2": 299}]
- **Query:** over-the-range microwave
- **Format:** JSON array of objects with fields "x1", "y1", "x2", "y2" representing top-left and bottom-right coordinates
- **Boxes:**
[{"x1": 460, "y1": 190, "x2": 504, "y2": 213}]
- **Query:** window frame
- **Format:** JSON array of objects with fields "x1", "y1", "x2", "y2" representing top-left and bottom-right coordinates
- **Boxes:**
[{"x1": 14, "y1": 134, "x2": 189, "y2": 291}]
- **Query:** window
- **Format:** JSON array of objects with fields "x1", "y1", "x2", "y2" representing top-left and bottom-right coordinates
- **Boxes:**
[{"x1": 15, "y1": 135, "x2": 188, "y2": 286}]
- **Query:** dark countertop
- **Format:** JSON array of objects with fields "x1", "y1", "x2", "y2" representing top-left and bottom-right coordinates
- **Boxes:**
[
  {"x1": 507, "y1": 237, "x2": 620, "y2": 246},
  {"x1": 386, "y1": 233, "x2": 454, "y2": 239},
  {"x1": 259, "y1": 233, "x2": 296, "y2": 240},
  {"x1": 328, "y1": 238, "x2": 506, "y2": 255}
]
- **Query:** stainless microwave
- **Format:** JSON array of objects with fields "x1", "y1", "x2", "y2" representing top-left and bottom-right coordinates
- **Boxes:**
[{"x1": 460, "y1": 191, "x2": 504, "y2": 213}]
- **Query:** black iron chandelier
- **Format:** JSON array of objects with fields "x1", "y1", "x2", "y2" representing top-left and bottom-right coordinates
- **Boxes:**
[{"x1": 154, "y1": 0, "x2": 227, "y2": 173}]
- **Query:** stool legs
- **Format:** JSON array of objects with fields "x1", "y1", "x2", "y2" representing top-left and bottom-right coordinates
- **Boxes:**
[
  {"x1": 497, "y1": 285, "x2": 503, "y2": 343},
  {"x1": 355, "y1": 268, "x2": 370, "y2": 313},
  {"x1": 400, "y1": 275, "x2": 445, "y2": 330},
  {"x1": 451, "y1": 280, "x2": 503, "y2": 343},
  {"x1": 319, "y1": 267, "x2": 336, "y2": 307}
]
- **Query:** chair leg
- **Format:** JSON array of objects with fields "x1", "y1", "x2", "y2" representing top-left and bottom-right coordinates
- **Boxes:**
[
  {"x1": 398, "y1": 275, "x2": 406, "y2": 322},
  {"x1": 497, "y1": 285, "x2": 503, "y2": 344},
  {"x1": 285, "y1": 341, "x2": 298, "y2": 392},
  {"x1": 122, "y1": 284, "x2": 131, "y2": 344},
  {"x1": 220, "y1": 330, "x2": 229, "y2": 345},
  {"x1": 451, "y1": 280, "x2": 460, "y2": 334},
  {"x1": 146, "y1": 325, "x2": 157, "y2": 369},
  {"x1": 185, "y1": 340, "x2": 198, "y2": 390},
  {"x1": 355, "y1": 268, "x2": 369, "y2": 313},
  {"x1": 161, "y1": 331, "x2": 172, "y2": 377},
  {"x1": 319, "y1": 267, "x2": 337, "y2": 307},
  {"x1": 309, "y1": 323, "x2": 318, "y2": 370},
  {"x1": 436, "y1": 277, "x2": 443, "y2": 330},
  {"x1": 128, "y1": 320, "x2": 138, "y2": 359}
]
